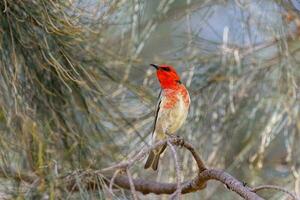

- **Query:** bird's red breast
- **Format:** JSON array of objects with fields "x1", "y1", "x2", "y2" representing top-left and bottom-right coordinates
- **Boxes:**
[{"x1": 163, "y1": 86, "x2": 190, "y2": 109}]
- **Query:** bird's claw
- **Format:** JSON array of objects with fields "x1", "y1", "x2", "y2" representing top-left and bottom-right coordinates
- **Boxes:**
[
  {"x1": 176, "y1": 135, "x2": 185, "y2": 147},
  {"x1": 166, "y1": 134, "x2": 184, "y2": 147}
]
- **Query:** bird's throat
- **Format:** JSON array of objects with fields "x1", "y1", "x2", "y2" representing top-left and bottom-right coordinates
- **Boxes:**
[{"x1": 159, "y1": 79, "x2": 180, "y2": 89}]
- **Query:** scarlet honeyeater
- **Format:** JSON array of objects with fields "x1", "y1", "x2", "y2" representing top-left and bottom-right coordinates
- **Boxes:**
[{"x1": 144, "y1": 64, "x2": 190, "y2": 171}]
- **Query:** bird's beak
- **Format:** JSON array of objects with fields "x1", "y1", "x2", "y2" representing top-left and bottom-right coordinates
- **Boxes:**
[{"x1": 150, "y1": 64, "x2": 159, "y2": 70}]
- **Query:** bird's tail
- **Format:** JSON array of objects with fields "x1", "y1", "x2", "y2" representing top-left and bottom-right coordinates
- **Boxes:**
[{"x1": 144, "y1": 143, "x2": 167, "y2": 170}]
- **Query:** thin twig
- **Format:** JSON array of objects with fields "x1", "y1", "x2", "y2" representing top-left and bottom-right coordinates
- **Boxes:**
[
  {"x1": 167, "y1": 141, "x2": 181, "y2": 200},
  {"x1": 109, "y1": 169, "x2": 120, "y2": 196},
  {"x1": 100, "y1": 139, "x2": 167, "y2": 172},
  {"x1": 100, "y1": 137, "x2": 207, "y2": 174},
  {"x1": 251, "y1": 185, "x2": 299, "y2": 200},
  {"x1": 177, "y1": 139, "x2": 206, "y2": 172},
  {"x1": 126, "y1": 169, "x2": 139, "y2": 200}
]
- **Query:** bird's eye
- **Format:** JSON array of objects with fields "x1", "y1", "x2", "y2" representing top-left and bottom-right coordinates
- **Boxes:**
[{"x1": 161, "y1": 67, "x2": 171, "y2": 72}]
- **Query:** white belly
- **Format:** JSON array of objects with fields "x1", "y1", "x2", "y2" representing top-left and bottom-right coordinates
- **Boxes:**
[
  {"x1": 153, "y1": 93, "x2": 189, "y2": 142},
  {"x1": 167, "y1": 95, "x2": 188, "y2": 133}
]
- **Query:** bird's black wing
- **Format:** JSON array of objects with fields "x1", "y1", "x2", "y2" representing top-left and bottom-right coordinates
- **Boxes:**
[{"x1": 152, "y1": 90, "x2": 162, "y2": 136}]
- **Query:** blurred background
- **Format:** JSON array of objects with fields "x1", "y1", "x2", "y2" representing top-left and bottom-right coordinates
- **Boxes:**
[{"x1": 0, "y1": 0, "x2": 300, "y2": 199}]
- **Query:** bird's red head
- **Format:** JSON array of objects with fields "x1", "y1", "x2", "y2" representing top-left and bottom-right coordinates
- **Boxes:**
[{"x1": 150, "y1": 64, "x2": 181, "y2": 89}]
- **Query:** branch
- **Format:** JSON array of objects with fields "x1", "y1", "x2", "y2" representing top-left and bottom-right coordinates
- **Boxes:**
[
  {"x1": 64, "y1": 168, "x2": 264, "y2": 199},
  {"x1": 99, "y1": 139, "x2": 168, "y2": 172},
  {"x1": 0, "y1": 137, "x2": 296, "y2": 200},
  {"x1": 64, "y1": 137, "x2": 266, "y2": 200},
  {"x1": 251, "y1": 185, "x2": 298, "y2": 200},
  {"x1": 126, "y1": 169, "x2": 139, "y2": 200},
  {"x1": 167, "y1": 140, "x2": 182, "y2": 200},
  {"x1": 109, "y1": 169, "x2": 120, "y2": 195}
]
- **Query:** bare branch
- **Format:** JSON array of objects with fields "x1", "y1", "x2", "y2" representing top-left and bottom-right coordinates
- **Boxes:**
[
  {"x1": 99, "y1": 139, "x2": 167, "y2": 172},
  {"x1": 251, "y1": 185, "x2": 299, "y2": 200},
  {"x1": 175, "y1": 138, "x2": 206, "y2": 172},
  {"x1": 109, "y1": 169, "x2": 120, "y2": 195},
  {"x1": 63, "y1": 168, "x2": 262, "y2": 199},
  {"x1": 1, "y1": 137, "x2": 295, "y2": 200},
  {"x1": 167, "y1": 140, "x2": 182, "y2": 200},
  {"x1": 126, "y1": 169, "x2": 139, "y2": 200},
  {"x1": 64, "y1": 137, "x2": 264, "y2": 200}
]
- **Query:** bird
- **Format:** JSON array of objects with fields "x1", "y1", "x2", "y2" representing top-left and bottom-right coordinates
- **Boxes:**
[{"x1": 144, "y1": 64, "x2": 190, "y2": 171}]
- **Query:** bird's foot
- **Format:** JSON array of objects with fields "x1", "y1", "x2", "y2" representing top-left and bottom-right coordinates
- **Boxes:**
[
  {"x1": 166, "y1": 134, "x2": 184, "y2": 147},
  {"x1": 176, "y1": 135, "x2": 185, "y2": 147}
]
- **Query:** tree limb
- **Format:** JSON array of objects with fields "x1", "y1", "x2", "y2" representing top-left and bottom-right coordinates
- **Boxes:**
[
  {"x1": 1, "y1": 137, "x2": 296, "y2": 200},
  {"x1": 64, "y1": 137, "x2": 265, "y2": 199}
]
